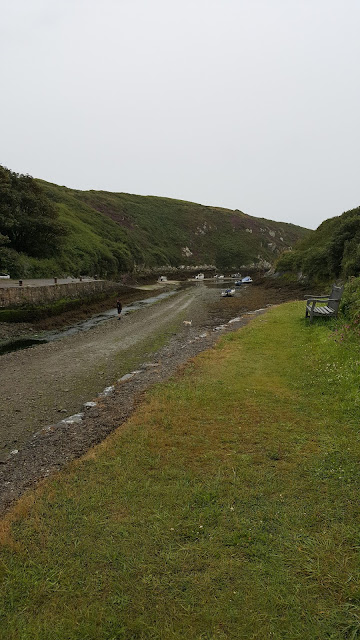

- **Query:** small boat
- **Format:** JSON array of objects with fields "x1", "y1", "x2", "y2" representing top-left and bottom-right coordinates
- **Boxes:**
[
  {"x1": 235, "y1": 276, "x2": 253, "y2": 285},
  {"x1": 221, "y1": 288, "x2": 236, "y2": 297},
  {"x1": 194, "y1": 272, "x2": 204, "y2": 280}
]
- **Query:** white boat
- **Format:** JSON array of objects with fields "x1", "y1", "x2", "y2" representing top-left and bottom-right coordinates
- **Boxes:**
[
  {"x1": 221, "y1": 288, "x2": 236, "y2": 297},
  {"x1": 235, "y1": 276, "x2": 253, "y2": 285},
  {"x1": 194, "y1": 272, "x2": 204, "y2": 280}
]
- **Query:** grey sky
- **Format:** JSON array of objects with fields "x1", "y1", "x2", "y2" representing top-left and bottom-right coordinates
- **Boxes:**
[{"x1": 1, "y1": 0, "x2": 360, "y2": 230}]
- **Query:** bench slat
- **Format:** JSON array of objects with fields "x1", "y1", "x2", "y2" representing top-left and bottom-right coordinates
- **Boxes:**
[{"x1": 306, "y1": 305, "x2": 334, "y2": 315}]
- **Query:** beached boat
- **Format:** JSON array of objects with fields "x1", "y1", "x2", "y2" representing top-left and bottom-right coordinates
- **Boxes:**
[
  {"x1": 235, "y1": 276, "x2": 253, "y2": 285},
  {"x1": 221, "y1": 288, "x2": 236, "y2": 297}
]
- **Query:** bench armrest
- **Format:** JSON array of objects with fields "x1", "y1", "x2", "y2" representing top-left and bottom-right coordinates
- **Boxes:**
[
  {"x1": 304, "y1": 295, "x2": 329, "y2": 300},
  {"x1": 306, "y1": 298, "x2": 327, "y2": 305},
  {"x1": 306, "y1": 298, "x2": 339, "y2": 305}
]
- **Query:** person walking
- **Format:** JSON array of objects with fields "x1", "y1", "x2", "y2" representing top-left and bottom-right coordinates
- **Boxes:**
[{"x1": 116, "y1": 298, "x2": 122, "y2": 320}]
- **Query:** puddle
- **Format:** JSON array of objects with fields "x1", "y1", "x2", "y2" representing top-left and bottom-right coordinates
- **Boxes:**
[{"x1": 0, "y1": 337, "x2": 48, "y2": 355}]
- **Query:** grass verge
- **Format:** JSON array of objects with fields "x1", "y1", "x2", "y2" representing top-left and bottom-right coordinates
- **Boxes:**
[{"x1": 1, "y1": 302, "x2": 360, "y2": 639}]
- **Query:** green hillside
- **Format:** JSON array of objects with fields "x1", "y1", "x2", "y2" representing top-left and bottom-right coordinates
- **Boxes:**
[
  {"x1": 276, "y1": 206, "x2": 360, "y2": 283},
  {"x1": 0, "y1": 167, "x2": 309, "y2": 278}
]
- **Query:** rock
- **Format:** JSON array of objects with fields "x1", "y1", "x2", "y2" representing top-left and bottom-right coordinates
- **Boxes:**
[
  {"x1": 99, "y1": 386, "x2": 115, "y2": 396},
  {"x1": 61, "y1": 413, "x2": 84, "y2": 425},
  {"x1": 119, "y1": 374, "x2": 135, "y2": 382}
]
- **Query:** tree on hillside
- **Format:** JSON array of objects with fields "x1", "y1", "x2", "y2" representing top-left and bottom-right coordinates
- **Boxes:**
[
  {"x1": 276, "y1": 207, "x2": 360, "y2": 282},
  {"x1": 0, "y1": 232, "x2": 9, "y2": 247},
  {"x1": 0, "y1": 166, "x2": 67, "y2": 258}
]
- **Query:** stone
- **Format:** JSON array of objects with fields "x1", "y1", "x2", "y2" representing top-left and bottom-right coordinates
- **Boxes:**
[
  {"x1": 119, "y1": 374, "x2": 134, "y2": 382},
  {"x1": 61, "y1": 413, "x2": 84, "y2": 425}
]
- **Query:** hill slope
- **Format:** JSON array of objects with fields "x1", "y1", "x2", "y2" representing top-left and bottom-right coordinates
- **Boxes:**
[
  {"x1": 0, "y1": 170, "x2": 309, "y2": 278},
  {"x1": 276, "y1": 206, "x2": 360, "y2": 283}
]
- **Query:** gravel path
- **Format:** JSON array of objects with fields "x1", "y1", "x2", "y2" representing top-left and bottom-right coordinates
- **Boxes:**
[{"x1": 0, "y1": 283, "x2": 299, "y2": 515}]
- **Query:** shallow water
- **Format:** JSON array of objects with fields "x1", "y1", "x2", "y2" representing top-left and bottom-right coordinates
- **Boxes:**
[{"x1": 0, "y1": 337, "x2": 48, "y2": 355}]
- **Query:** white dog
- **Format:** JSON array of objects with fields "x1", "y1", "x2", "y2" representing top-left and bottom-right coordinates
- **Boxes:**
[{"x1": 183, "y1": 320, "x2": 192, "y2": 326}]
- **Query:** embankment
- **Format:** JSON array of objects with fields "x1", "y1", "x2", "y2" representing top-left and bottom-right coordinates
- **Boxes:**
[{"x1": 0, "y1": 279, "x2": 121, "y2": 309}]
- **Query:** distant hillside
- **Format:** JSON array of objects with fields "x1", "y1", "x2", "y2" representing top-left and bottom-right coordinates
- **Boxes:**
[
  {"x1": 276, "y1": 206, "x2": 360, "y2": 283},
  {"x1": 0, "y1": 168, "x2": 309, "y2": 278}
]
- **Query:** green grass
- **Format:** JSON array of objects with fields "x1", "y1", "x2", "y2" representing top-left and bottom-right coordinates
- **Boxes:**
[{"x1": 1, "y1": 302, "x2": 360, "y2": 639}]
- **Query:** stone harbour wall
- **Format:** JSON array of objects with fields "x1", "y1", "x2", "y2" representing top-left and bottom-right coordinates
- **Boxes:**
[{"x1": 0, "y1": 280, "x2": 121, "y2": 309}]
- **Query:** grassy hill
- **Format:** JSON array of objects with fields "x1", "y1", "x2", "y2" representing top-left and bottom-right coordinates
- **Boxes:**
[
  {"x1": 0, "y1": 170, "x2": 309, "y2": 278},
  {"x1": 276, "y1": 206, "x2": 360, "y2": 283}
]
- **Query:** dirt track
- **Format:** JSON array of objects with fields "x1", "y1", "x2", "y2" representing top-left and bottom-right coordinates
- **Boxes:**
[
  {"x1": 0, "y1": 285, "x2": 198, "y2": 459},
  {"x1": 0, "y1": 282, "x2": 301, "y2": 514}
]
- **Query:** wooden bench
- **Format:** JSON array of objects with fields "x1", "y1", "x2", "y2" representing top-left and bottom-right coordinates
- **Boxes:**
[{"x1": 305, "y1": 284, "x2": 344, "y2": 323}]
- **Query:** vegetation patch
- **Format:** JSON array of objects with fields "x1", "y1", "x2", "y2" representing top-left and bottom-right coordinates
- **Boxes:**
[
  {"x1": 276, "y1": 205, "x2": 360, "y2": 283},
  {"x1": 0, "y1": 295, "x2": 108, "y2": 323},
  {"x1": 1, "y1": 303, "x2": 360, "y2": 639}
]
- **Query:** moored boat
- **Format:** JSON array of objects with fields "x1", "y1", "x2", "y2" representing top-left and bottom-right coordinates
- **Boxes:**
[{"x1": 235, "y1": 276, "x2": 253, "y2": 285}]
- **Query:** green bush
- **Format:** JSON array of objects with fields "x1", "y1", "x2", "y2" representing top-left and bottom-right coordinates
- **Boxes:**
[
  {"x1": 277, "y1": 206, "x2": 360, "y2": 283},
  {"x1": 0, "y1": 247, "x2": 24, "y2": 277},
  {"x1": 0, "y1": 166, "x2": 67, "y2": 258},
  {"x1": 339, "y1": 277, "x2": 360, "y2": 324},
  {"x1": 275, "y1": 250, "x2": 301, "y2": 272}
]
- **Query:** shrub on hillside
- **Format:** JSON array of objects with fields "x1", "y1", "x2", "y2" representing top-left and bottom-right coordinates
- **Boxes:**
[
  {"x1": 276, "y1": 250, "x2": 301, "y2": 272},
  {"x1": 0, "y1": 166, "x2": 67, "y2": 258},
  {"x1": 339, "y1": 277, "x2": 360, "y2": 324},
  {"x1": 0, "y1": 247, "x2": 25, "y2": 278},
  {"x1": 277, "y1": 207, "x2": 360, "y2": 283}
]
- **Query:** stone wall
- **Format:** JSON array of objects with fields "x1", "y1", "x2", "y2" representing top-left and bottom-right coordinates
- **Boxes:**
[{"x1": 0, "y1": 280, "x2": 121, "y2": 309}]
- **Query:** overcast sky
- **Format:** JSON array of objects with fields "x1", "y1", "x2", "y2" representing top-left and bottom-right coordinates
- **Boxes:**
[{"x1": 1, "y1": 0, "x2": 360, "y2": 229}]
